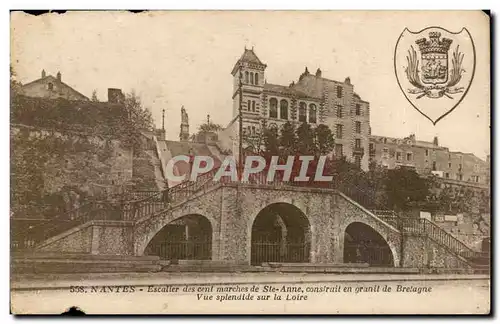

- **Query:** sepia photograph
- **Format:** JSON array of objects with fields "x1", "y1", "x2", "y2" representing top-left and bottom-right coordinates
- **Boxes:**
[{"x1": 9, "y1": 10, "x2": 491, "y2": 315}]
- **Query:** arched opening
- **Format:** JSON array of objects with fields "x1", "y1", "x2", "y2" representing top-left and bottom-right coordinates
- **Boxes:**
[
  {"x1": 255, "y1": 73, "x2": 259, "y2": 85},
  {"x1": 309, "y1": 103, "x2": 317, "y2": 123},
  {"x1": 298, "y1": 102, "x2": 307, "y2": 122},
  {"x1": 144, "y1": 214, "x2": 212, "y2": 262},
  {"x1": 343, "y1": 222, "x2": 394, "y2": 267},
  {"x1": 269, "y1": 98, "x2": 278, "y2": 118},
  {"x1": 251, "y1": 203, "x2": 310, "y2": 265},
  {"x1": 280, "y1": 99, "x2": 289, "y2": 120}
]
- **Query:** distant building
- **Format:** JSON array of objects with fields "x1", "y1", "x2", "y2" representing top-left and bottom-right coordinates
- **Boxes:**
[
  {"x1": 228, "y1": 48, "x2": 371, "y2": 170},
  {"x1": 369, "y1": 134, "x2": 489, "y2": 185},
  {"x1": 20, "y1": 69, "x2": 89, "y2": 101}
]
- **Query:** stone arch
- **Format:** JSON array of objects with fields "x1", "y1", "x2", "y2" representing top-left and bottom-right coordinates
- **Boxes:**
[
  {"x1": 248, "y1": 201, "x2": 312, "y2": 265},
  {"x1": 142, "y1": 213, "x2": 213, "y2": 261},
  {"x1": 341, "y1": 220, "x2": 398, "y2": 267},
  {"x1": 135, "y1": 207, "x2": 218, "y2": 257}
]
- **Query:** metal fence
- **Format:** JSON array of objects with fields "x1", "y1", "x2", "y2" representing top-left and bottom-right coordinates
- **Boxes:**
[
  {"x1": 251, "y1": 242, "x2": 310, "y2": 265},
  {"x1": 149, "y1": 241, "x2": 211, "y2": 260},
  {"x1": 344, "y1": 243, "x2": 394, "y2": 266}
]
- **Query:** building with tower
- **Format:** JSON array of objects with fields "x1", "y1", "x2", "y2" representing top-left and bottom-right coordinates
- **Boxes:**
[{"x1": 227, "y1": 47, "x2": 371, "y2": 170}]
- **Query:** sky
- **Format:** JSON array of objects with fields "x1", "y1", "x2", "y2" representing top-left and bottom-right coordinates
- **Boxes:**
[{"x1": 10, "y1": 11, "x2": 490, "y2": 159}]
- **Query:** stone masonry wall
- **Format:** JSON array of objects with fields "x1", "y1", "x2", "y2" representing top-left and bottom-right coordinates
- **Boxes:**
[{"x1": 402, "y1": 233, "x2": 471, "y2": 269}]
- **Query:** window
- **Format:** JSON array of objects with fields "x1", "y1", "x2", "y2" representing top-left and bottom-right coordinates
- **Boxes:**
[
  {"x1": 369, "y1": 143, "x2": 374, "y2": 151},
  {"x1": 252, "y1": 101, "x2": 256, "y2": 112},
  {"x1": 245, "y1": 71, "x2": 249, "y2": 84},
  {"x1": 406, "y1": 152, "x2": 412, "y2": 161},
  {"x1": 280, "y1": 99, "x2": 288, "y2": 120},
  {"x1": 250, "y1": 73, "x2": 254, "y2": 85},
  {"x1": 336, "y1": 124, "x2": 343, "y2": 139},
  {"x1": 445, "y1": 172, "x2": 450, "y2": 178},
  {"x1": 48, "y1": 82, "x2": 53, "y2": 91},
  {"x1": 355, "y1": 104, "x2": 361, "y2": 116},
  {"x1": 354, "y1": 155, "x2": 361, "y2": 167},
  {"x1": 425, "y1": 149, "x2": 429, "y2": 156},
  {"x1": 254, "y1": 73, "x2": 259, "y2": 85},
  {"x1": 298, "y1": 102, "x2": 307, "y2": 122},
  {"x1": 251, "y1": 126, "x2": 256, "y2": 135},
  {"x1": 382, "y1": 148, "x2": 389, "y2": 159},
  {"x1": 247, "y1": 100, "x2": 251, "y2": 111},
  {"x1": 336, "y1": 85, "x2": 342, "y2": 98},
  {"x1": 432, "y1": 161, "x2": 437, "y2": 171},
  {"x1": 309, "y1": 104, "x2": 317, "y2": 123},
  {"x1": 458, "y1": 174, "x2": 463, "y2": 181},
  {"x1": 448, "y1": 162, "x2": 452, "y2": 168},
  {"x1": 355, "y1": 121, "x2": 361, "y2": 134},
  {"x1": 355, "y1": 138, "x2": 361, "y2": 149},
  {"x1": 459, "y1": 163, "x2": 462, "y2": 171},
  {"x1": 335, "y1": 144, "x2": 343, "y2": 157},
  {"x1": 336, "y1": 105, "x2": 343, "y2": 118},
  {"x1": 269, "y1": 98, "x2": 278, "y2": 118},
  {"x1": 383, "y1": 138, "x2": 387, "y2": 144},
  {"x1": 396, "y1": 152, "x2": 402, "y2": 161}
]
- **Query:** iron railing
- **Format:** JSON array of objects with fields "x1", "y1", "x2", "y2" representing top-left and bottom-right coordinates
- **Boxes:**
[
  {"x1": 11, "y1": 201, "x2": 114, "y2": 251},
  {"x1": 344, "y1": 243, "x2": 394, "y2": 266},
  {"x1": 148, "y1": 241, "x2": 211, "y2": 261},
  {"x1": 251, "y1": 242, "x2": 310, "y2": 265}
]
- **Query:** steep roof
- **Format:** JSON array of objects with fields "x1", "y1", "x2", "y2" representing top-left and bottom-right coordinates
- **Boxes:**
[
  {"x1": 231, "y1": 48, "x2": 267, "y2": 75},
  {"x1": 21, "y1": 75, "x2": 89, "y2": 101}
]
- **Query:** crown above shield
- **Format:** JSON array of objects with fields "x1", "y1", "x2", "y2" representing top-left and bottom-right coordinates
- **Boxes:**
[{"x1": 415, "y1": 32, "x2": 453, "y2": 55}]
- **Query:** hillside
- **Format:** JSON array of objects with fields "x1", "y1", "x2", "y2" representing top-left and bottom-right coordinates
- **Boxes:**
[{"x1": 10, "y1": 95, "x2": 161, "y2": 220}]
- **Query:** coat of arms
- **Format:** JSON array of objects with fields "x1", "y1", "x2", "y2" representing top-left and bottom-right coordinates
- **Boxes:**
[{"x1": 395, "y1": 27, "x2": 476, "y2": 124}]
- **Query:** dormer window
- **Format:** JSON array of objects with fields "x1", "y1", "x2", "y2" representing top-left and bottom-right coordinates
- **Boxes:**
[{"x1": 48, "y1": 82, "x2": 54, "y2": 91}]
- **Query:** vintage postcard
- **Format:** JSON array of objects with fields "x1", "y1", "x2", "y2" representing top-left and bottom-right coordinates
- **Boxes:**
[{"x1": 10, "y1": 10, "x2": 490, "y2": 314}]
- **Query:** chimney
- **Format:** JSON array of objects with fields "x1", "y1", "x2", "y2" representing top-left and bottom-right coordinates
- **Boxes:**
[
  {"x1": 433, "y1": 136, "x2": 439, "y2": 147},
  {"x1": 56, "y1": 71, "x2": 61, "y2": 82},
  {"x1": 344, "y1": 77, "x2": 351, "y2": 85},
  {"x1": 316, "y1": 68, "x2": 322, "y2": 77},
  {"x1": 41, "y1": 69, "x2": 46, "y2": 78},
  {"x1": 108, "y1": 88, "x2": 124, "y2": 104}
]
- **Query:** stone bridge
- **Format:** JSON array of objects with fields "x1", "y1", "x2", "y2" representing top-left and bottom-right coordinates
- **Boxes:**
[{"x1": 132, "y1": 183, "x2": 402, "y2": 266}]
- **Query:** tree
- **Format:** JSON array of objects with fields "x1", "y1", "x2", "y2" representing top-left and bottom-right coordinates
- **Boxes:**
[
  {"x1": 384, "y1": 167, "x2": 431, "y2": 211},
  {"x1": 198, "y1": 122, "x2": 222, "y2": 133},
  {"x1": 314, "y1": 124, "x2": 335, "y2": 155},
  {"x1": 295, "y1": 122, "x2": 315, "y2": 155},
  {"x1": 279, "y1": 121, "x2": 296, "y2": 156},
  {"x1": 91, "y1": 90, "x2": 99, "y2": 102},
  {"x1": 10, "y1": 66, "x2": 22, "y2": 96},
  {"x1": 124, "y1": 90, "x2": 153, "y2": 131}
]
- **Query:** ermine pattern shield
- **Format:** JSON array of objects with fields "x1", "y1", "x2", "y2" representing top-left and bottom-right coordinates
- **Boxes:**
[{"x1": 395, "y1": 27, "x2": 476, "y2": 124}]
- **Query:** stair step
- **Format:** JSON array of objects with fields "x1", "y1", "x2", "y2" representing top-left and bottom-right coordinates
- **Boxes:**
[
  {"x1": 12, "y1": 252, "x2": 159, "y2": 262},
  {"x1": 11, "y1": 260, "x2": 162, "y2": 274}
]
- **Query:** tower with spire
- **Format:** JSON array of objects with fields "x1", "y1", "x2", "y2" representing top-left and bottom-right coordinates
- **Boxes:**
[{"x1": 231, "y1": 47, "x2": 267, "y2": 120}]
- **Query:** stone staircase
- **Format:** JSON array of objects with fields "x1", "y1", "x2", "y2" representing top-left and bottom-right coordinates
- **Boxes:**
[
  {"x1": 12, "y1": 167, "x2": 221, "y2": 252},
  {"x1": 372, "y1": 210, "x2": 490, "y2": 273},
  {"x1": 11, "y1": 252, "x2": 161, "y2": 274}
]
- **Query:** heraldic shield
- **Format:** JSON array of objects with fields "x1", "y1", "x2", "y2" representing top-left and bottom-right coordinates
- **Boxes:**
[{"x1": 394, "y1": 27, "x2": 476, "y2": 125}]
